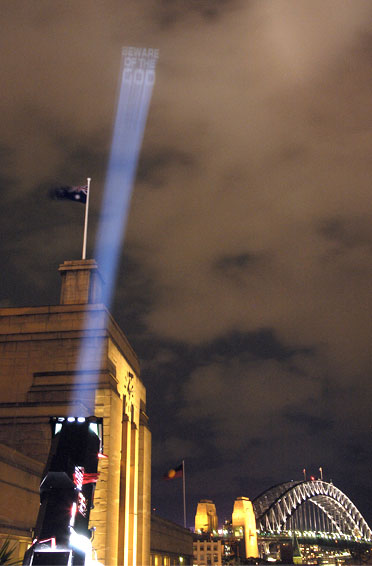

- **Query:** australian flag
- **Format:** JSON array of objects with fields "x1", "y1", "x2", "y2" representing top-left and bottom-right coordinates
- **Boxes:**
[{"x1": 50, "y1": 184, "x2": 88, "y2": 204}]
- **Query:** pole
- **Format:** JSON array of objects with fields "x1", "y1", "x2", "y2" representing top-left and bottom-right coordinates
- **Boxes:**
[
  {"x1": 82, "y1": 177, "x2": 91, "y2": 260},
  {"x1": 182, "y1": 459, "x2": 186, "y2": 528}
]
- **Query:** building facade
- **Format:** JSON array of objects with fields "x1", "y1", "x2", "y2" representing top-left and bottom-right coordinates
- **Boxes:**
[
  {"x1": 193, "y1": 498, "x2": 258, "y2": 565},
  {"x1": 0, "y1": 259, "x2": 151, "y2": 566},
  {"x1": 232, "y1": 497, "x2": 259, "y2": 558},
  {"x1": 195, "y1": 500, "x2": 218, "y2": 534},
  {"x1": 151, "y1": 515, "x2": 193, "y2": 566},
  {"x1": 193, "y1": 538, "x2": 223, "y2": 566}
]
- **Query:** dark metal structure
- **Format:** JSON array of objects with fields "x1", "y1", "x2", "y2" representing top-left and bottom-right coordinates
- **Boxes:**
[
  {"x1": 23, "y1": 416, "x2": 104, "y2": 566},
  {"x1": 253, "y1": 480, "x2": 372, "y2": 541}
]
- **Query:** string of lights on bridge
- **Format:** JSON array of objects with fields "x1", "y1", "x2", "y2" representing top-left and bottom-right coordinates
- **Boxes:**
[
  {"x1": 258, "y1": 530, "x2": 371, "y2": 543},
  {"x1": 215, "y1": 526, "x2": 371, "y2": 544}
]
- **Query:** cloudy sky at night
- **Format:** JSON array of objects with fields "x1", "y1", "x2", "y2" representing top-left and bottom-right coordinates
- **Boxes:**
[{"x1": 1, "y1": 0, "x2": 372, "y2": 528}]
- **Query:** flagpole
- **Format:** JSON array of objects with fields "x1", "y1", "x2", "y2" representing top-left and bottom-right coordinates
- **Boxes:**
[
  {"x1": 182, "y1": 459, "x2": 186, "y2": 528},
  {"x1": 82, "y1": 177, "x2": 91, "y2": 260}
]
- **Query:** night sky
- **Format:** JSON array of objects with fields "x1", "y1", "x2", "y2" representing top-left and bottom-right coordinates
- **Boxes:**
[{"x1": 1, "y1": 0, "x2": 372, "y2": 529}]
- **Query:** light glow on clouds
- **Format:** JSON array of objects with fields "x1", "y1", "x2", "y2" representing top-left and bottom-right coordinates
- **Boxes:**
[{"x1": 77, "y1": 47, "x2": 158, "y2": 372}]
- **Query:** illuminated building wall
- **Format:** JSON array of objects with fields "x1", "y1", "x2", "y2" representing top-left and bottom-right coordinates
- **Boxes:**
[
  {"x1": 231, "y1": 497, "x2": 259, "y2": 558},
  {"x1": 150, "y1": 515, "x2": 193, "y2": 566},
  {"x1": 194, "y1": 498, "x2": 258, "y2": 562},
  {"x1": 0, "y1": 259, "x2": 151, "y2": 566},
  {"x1": 0, "y1": 446, "x2": 43, "y2": 563},
  {"x1": 195, "y1": 500, "x2": 219, "y2": 533},
  {"x1": 193, "y1": 538, "x2": 223, "y2": 566}
]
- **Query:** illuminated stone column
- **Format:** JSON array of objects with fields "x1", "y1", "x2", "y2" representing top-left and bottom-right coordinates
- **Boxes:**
[
  {"x1": 128, "y1": 422, "x2": 139, "y2": 564},
  {"x1": 89, "y1": 312, "x2": 150, "y2": 566},
  {"x1": 118, "y1": 415, "x2": 130, "y2": 566},
  {"x1": 92, "y1": 388, "x2": 122, "y2": 566},
  {"x1": 232, "y1": 497, "x2": 259, "y2": 558},
  {"x1": 122, "y1": 409, "x2": 133, "y2": 566},
  {"x1": 137, "y1": 407, "x2": 151, "y2": 565},
  {"x1": 58, "y1": 259, "x2": 103, "y2": 305},
  {"x1": 195, "y1": 500, "x2": 218, "y2": 533}
]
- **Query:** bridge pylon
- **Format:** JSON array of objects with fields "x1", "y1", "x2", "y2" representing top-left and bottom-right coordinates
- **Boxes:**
[{"x1": 232, "y1": 497, "x2": 259, "y2": 558}]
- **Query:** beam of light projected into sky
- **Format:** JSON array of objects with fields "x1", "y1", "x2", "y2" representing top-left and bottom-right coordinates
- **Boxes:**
[{"x1": 77, "y1": 47, "x2": 159, "y2": 373}]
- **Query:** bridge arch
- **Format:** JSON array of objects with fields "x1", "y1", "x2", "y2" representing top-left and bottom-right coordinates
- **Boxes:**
[{"x1": 252, "y1": 480, "x2": 372, "y2": 541}]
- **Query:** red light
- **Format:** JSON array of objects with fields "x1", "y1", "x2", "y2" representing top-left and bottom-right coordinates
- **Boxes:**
[
  {"x1": 82, "y1": 472, "x2": 100, "y2": 484},
  {"x1": 98, "y1": 453, "x2": 108, "y2": 459},
  {"x1": 310, "y1": 475, "x2": 315, "y2": 481}
]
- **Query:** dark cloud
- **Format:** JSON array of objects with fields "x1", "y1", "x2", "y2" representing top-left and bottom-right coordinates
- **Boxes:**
[
  {"x1": 137, "y1": 148, "x2": 196, "y2": 187},
  {"x1": 112, "y1": 250, "x2": 158, "y2": 334},
  {"x1": 201, "y1": 328, "x2": 297, "y2": 361},
  {"x1": 145, "y1": 331, "x2": 321, "y2": 494},
  {"x1": 215, "y1": 252, "x2": 263, "y2": 271},
  {"x1": 319, "y1": 215, "x2": 372, "y2": 249},
  {"x1": 154, "y1": 0, "x2": 240, "y2": 28},
  {"x1": 284, "y1": 410, "x2": 334, "y2": 435}
]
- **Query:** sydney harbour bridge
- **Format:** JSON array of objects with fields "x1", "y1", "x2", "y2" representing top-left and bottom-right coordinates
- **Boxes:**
[{"x1": 252, "y1": 479, "x2": 372, "y2": 560}]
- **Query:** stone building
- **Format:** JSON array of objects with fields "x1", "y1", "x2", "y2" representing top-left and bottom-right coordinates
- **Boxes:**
[
  {"x1": 194, "y1": 500, "x2": 218, "y2": 534},
  {"x1": 0, "y1": 259, "x2": 151, "y2": 566},
  {"x1": 232, "y1": 497, "x2": 259, "y2": 559},
  {"x1": 150, "y1": 515, "x2": 193, "y2": 566},
  {"x1": 193, "y1": 498, "x2": 258, "y2": 565},
  {"x1": 193, "y1": 537, "x2": 223, "y2": 566}
]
